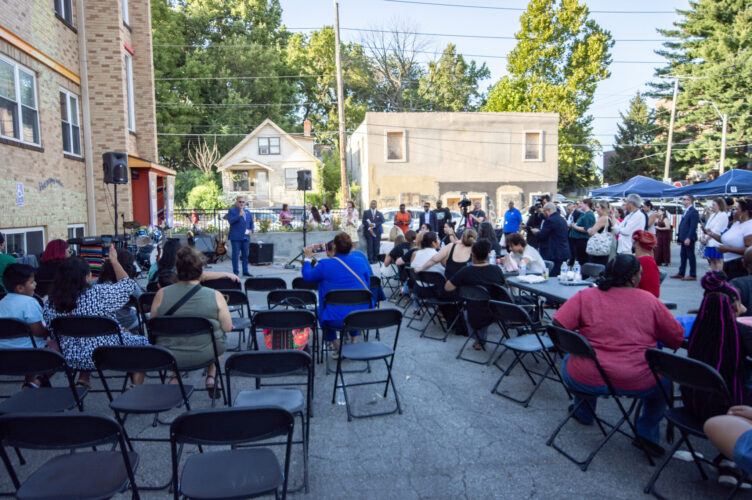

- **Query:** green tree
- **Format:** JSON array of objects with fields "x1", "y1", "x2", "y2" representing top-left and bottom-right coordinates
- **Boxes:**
[
  {"x1": 186, "y1": 180, "x2": 225, "y2": 210},
  {"x1": 483, "y1": 0, "x2": 613, "y2": 190},
  {"x1": 419, "y1": 44, "x2": 490, "y2": 111},
  {"x1": 651, "y1": 0, "x2": 752, "y2": 179},
  {"x1": 606, "y1": 92, "x2": 661, "y2": 183}
]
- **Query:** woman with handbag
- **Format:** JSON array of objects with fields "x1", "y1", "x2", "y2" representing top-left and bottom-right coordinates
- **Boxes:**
[
  {"x1": 654, "y1": 208, "x2": 673, "y2": 266},
  {"x1": 584, "y1": 200, "x2": 613, "y2": 266}
]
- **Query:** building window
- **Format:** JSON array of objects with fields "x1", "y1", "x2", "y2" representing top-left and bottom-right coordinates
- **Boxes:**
[
  {"x1": 0, "y1": 55, "x2": 40, "y2": 146},
  {"x1": 67, "y1": 224, "x2": 85, "y2": 239},
  {"x1": 54, "y1": 0, "x2": 73, "y2": 26},
  {"x1": 285, "y1": 169, "x2": 298, "y2": 189},
  {"x1": 232, "y1": 171, "x2": 249, "y2": 191},
  {"x1": 386, "y1": 130, "x2": 406, "y2": 161},
  {"x1": 122, "y1": 0, "x2": 129, "y2": 25},
  {"x1": 60, "y1": 89, "x2": 81, "y2": 156},
  {"x1": 524, "y1": 131, "x2": 542, "y2": 161},
  {"x1": 2, "y1": 227, "x2": 45, "y2": 257},
  {"x1": 125, "y1": 54, "x2": 135, "y2": 132},
  {"x1": 258, "y1": 137, "x2": 280, "y2": 155}
]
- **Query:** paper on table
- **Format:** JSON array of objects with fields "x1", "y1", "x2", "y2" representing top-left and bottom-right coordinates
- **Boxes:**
[
  {"x1": 245, "y1": 229, "x2": 252, "y2": 236},
  {"x1": 518, "y1": 275, "x2": 546, "y2": 284}
]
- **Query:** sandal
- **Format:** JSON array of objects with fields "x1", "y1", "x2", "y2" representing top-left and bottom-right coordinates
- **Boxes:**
[
  {"x1": 75, "y1": 379, "x2": 91, "y2": 390},
  {"x1": 205, "y1": 375, "x2": 223, "y2": 400}
]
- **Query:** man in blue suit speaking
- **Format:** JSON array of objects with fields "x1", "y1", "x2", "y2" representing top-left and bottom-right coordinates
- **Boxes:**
[{"x1": 227, "y1": 196, "x2": 254, "y2": 276}]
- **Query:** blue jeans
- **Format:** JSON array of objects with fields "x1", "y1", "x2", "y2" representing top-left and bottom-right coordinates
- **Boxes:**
[
  {"x1": 231, "y1": 239, "x2": 249, "y2": 275},
  {"x1": 561, "y1": 355, "x2": 668, "y2": 444}
]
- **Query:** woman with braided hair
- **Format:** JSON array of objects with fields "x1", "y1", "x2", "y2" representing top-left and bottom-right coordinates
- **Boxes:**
[
  {"x1": 683, "y1": 272, "x2": 752, "y2": 423},
  {"x1": 553, "y1": 254, "x2": 684, "y2": 457}
]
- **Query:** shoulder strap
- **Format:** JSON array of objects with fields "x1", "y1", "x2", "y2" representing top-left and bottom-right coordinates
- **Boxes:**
[
  {"x1": 164, "y1": 284, "x2": 202, "y2": 316},
  {"x1": 332, "y1": 257, "x2": 370, "y2": 291}
]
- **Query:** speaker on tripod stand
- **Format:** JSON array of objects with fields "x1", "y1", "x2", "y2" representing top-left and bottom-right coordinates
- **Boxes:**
[
  {"x1": 103, "y1": 152, "x2": 129, "y2": 237},
  {"x1": 286, "y1": 170, "x2": 313, "y2": 269}
]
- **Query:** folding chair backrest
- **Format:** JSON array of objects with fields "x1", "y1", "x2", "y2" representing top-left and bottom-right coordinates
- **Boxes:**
[
  {"x1": 93, "y1": 345, "x2": 178, "y2": 373},
  {"x1": 489, "y1": 300, "x2": 532, "y2": 326},
  {"x1": 581, "y1": 263, "x2": 606, "y2": 279},
  {"x1": 137, "y1": 292, "x2": 156, "y2": 314},
  {"x1": 225, "y1": 350, "x2": 311, "y2": 379},
  {"x1": 202, "y1": 277, "x2": 241, "y2": 291},
  {"x1": 252, "y1": 310, "x2": 316, "y2": 332},
  {"x1": 292, "y1": 277, "x2": 318, "y2": 291},
  {"x1": 487, "y1": 284, "x2": 515, "y2": 304},
  {"x1": 458, "y1": 285, "x2": 489, "y2": 303},
  {"x1": 0, "y1": 412, "x2": 124, "y2": 450},
  {"x1": 50, "y1": 316, "x2": 121, "y2": 340},
  {"x1": 343, "y1": 308, "x2": 402, "y2": 331},
  {"x1": 645, "y1": 348, "x2": 731, "y2": 404},
  {"x1": 170, "y1": 407, "x2": 293, "y2": 446},
  {"x1": 0, "y1": 318, "x2": 34, "y2": 344},
  {"x1": 217, "y1": 289, "x2": 250, "y2": 308},
  {"x1": 244, "y1": 277, "x2": 287, "y2": 293},
  {"x1": 148, "y1": 316, "x2": 215, "y2": 339},
  {"x1": 416, "y1": 271, "x2": 446, "y2": 290},
  {"x1": 546, "y1": 325, "x2": 597, "y2": 361},
  {"x1": 370, "y1": 276, "x2": 382, "y2": 290},
  {"x1": 267, "y1": 290, "x2": 316, "y2": 310},
  {"x1": 324, "y1": 289, "x2": 373, "y2": 307},
  {"x1": 0, "y1": 348, "x2": 66, "y2": 377}
]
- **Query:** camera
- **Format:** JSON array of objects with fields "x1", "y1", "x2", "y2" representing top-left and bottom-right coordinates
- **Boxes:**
[{"x1": 458, "y1": 198, "x2": 472, "y2": 209}]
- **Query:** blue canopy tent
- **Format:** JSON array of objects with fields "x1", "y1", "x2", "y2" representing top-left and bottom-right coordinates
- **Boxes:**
[
  {"x1": 587, "y1": 175, "x2": 671, "y2": 199},
  {"x1": 663, "y1": 169, "x2": 752, "y2": 198}
]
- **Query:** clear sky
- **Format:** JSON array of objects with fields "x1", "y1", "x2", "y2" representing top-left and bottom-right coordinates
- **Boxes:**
[{"x1": 278, "y1": 0, "x2": 691, "y2": 168}]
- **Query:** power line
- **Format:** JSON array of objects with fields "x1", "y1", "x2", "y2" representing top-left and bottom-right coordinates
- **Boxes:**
[
  {"x1": 154, "y1": 74, "x2": 333, "y2": 81},
  {"x1": 381, "y1": 0, "x2": 676, "y2": 14}
]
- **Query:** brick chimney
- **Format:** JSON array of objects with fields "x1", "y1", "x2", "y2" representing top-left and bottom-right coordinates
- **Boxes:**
[{"x1": 303, "y1": 119, "x2": 312, "y2": 137}]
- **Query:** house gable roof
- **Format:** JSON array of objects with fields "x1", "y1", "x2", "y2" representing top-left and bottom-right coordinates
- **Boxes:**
[{"x1": 216, "y1": 118, "x2": 320, "y2": 172}]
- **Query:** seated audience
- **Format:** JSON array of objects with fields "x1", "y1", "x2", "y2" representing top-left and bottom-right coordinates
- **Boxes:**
[
  {"x1": 43, "y1": 246, "x2": 149, "y2": 388},
  {"x1": 479, "y1": 222, "x2": 502, "y2": 255},
  {"x1": 632, "y1": 230, "x2": 660, "y2": 298},
  {"x1": 730, "y1": 247, "x2": 752, "y2": 316},
  {"x1": 705, "y1": 406, "x2": 752, "y2": 484},
  {"x1": 148, "y1": 238, "x2": 238, "y2": 289},
  {"x1": 445, "y1": 239, "x2": 505, "y2": 350},
  {"x1": 302, "y1": 232, "x2": 372, "y2": 356},
  {"x1": 505, "y1": 232, "x2": 546, "y2": 274},
  {"x1": 98, "y1": 248, "x2": 141, "y2": 332},
  {"x1": 415, "y1": 227, "x2": 475, "y2": 280},
  {"x1": 37, "y1": 239, "x2": 71, "y2": 283},
  {"x1": 553, "y1": 254, "x2": 684, "y2": 456},
  {"x1": 381, "y1": 233, "x2": 406, "y2": 278},
  {"x1": 411, "y1": 231, "x2": 443, "y2": 273},
  {"x1": 683, "y1": 272, "x2": 752, "y2": 422},
  {"x1": 151, "y1": 246, "x2": 232, "y2": 396}
]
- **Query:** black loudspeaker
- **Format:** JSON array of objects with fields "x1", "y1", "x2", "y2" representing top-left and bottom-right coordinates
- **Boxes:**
[
  {"x1": 297, "y1": 170, "x2": 312, "y2": 191},
  {"x1": 103, "y1": 152, "x2": 129, "y2": 184},
  {"x1": 193, "y1": 234, "x2": 216, "y2": 259},
  {"x1": 249, "y1": 242, "x2": 274, "y2": 265}
]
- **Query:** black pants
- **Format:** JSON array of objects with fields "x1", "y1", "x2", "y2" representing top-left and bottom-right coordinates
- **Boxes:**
[
  {"x1": 572, "y1": 239, "x2": 588, "y2": 265},
  {"x1": 551, "y1": 259, "x2": 565, "y2": 277},
  {"x1": 678, "y1": 241, "x2": 696, "y2": 278},
  {"x1": 724, "y1": 259, "x2": 748, "y2": 280},
  {"x1": 568, "y1": 238, "x2": 577, "y2": 266},
  {"x1": 589, "y1": 255, "x2": 609, "y2": 266},
  {"x1": 365, "y1": 232, "x2": 380, "y2": 262}
]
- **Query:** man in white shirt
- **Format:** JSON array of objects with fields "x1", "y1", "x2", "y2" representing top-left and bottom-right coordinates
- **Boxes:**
[{"x1": 613, "y1": 193, "x2": 647, "y2": 254}]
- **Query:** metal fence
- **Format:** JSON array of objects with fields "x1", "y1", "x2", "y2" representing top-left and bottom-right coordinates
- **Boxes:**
[{"x1": 171, "y1": 208, "x2": 350, "y2": 234}]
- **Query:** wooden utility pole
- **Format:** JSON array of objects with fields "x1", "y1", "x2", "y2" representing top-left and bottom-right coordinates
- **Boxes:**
[
  {"x1": 663, "y1": 78, "x2": 679, "y2": 182},
  {"x1": 334, "y1": 0, "x2": 350, "y2": 205}
]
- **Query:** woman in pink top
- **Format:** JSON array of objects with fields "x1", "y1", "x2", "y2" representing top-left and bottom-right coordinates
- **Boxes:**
[{"x1": 553, "y1": 254, "x2": 684, "y2": 455}]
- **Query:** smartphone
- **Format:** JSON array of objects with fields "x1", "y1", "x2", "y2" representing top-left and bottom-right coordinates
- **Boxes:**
[
  {"x1": 101, "y1": 235, "x2": 112, "y2": 256},
  {"x1": 311, "y1": 242, "x2": 327, "y2": 254}
]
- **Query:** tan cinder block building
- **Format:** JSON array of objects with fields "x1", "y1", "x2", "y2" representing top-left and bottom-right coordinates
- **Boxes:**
[
  {"x1": 348, "y1": 112, "x2": 559, "y2": 224},
  {"x1": 0, "y1": 0, "x2": 172, "y2": 256}
]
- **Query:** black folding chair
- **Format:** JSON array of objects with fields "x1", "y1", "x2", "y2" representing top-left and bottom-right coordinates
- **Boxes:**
[
  {"x1": 0, "y1": 412, "x2": 140, "y2": 500},
  {"x1": 322, "y1": 289, "x2": 374, "y2": 375},
  {"x1": 267, "y1": 290, "x2": 319, "y2": 363},
  {"x1": 0, "y1": 319, "x2": 40, "y2": 388},
  {"x1": 136, "y1": 292, "x2": 156, "y2": 336},
  {"x1": 643, "y1": 349, "x2": 734, "y2": 499},
  {"x1": 148, "y1": 316, "x2": 227, "y2": 407},
  {"x1": 333, "y1": 308, "x2": 403, "y2": 421},
  {"x1": 93, "y1": 345, "x2": 193, "y2": 490},
  {"x1": 377, "y1": 254, "x2": 401, "y2": 298},
  {"x1": 455, "y1": 286, "x2": 505, "y2": 365},
  {"x1": 170, "y1": 407, "x2": 294, "y2": 500},
  {"x1": 411, "y1": 271, "x2": 459, "y2": 341},
  {"x1": 244, "y1": 277, "x2": 287, "y2": 310},
  {"x1": 201, "y1": 277, "x2": 241, "y2": 291},
  {"x1": 225, "y1": 350, "x2": 312, "y2": 493},
  {"x1": 370, "y1": 275, "x2": 384, "y2": 309},
  {"x1": 218, "y1": 289, "x2": 253, "y2": 351},
  {"x1": 545, "y1": 325, "x2": 656, "y2": 471},
  {"x1": 581, "y1": 263, "x2": 606, "y2": 280},
  {"x1": 489, "y1": 303, "x2": 563, "y2": 406},
  {"x1": 292, "y1": 277, "x2": 318, "y2": 292}
]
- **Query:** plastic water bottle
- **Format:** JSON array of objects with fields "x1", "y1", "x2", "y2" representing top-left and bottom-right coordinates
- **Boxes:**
[
  {"x1": 336, "y1": 387, "x2": 346, "y2": 406},
  {"x1": 573, "y1": 261, "x2": 581, "y2": 282},
  {"x1": 560, "y1": 262, "x2": 569, "y2": 282},
  {"x1": 489, "y1": 250, "x2": 496, "y2": 266},
  {"x1": 519, "y1": 262, "x2": 526, "y2": 276}
]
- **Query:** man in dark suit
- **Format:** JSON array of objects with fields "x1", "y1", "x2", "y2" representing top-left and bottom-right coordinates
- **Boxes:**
[
  {"x1": 531, "y1": 202, "x2": 571, "y2": 277},
  {"x1": 418, "y1": 201, "x2": 438, "y2": 233},
  {"x1": 362, "y1": 199, "x2": 384, "y2": 263},
  {"x1": 672, "y1": 194, "x2": 700, "y2": 281},
  {"x1": 226, "y1": 196, "x2": 254, "y2": 276}
]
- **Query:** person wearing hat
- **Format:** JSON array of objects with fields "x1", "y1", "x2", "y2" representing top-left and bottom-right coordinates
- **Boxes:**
[
  {"x1": 633, "y1": 230, "x2": 660, "y2": 298},
  {"x1": 613, "y1": 194, "x2": 647, "y2": 255}
]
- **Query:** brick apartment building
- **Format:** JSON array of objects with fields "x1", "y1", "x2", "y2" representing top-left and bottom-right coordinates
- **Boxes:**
[{"x1": 0, "y1": 0, "x2": 173, "y2": 257}]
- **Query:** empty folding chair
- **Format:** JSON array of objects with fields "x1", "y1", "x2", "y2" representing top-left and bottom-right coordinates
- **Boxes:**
[
  {"x1": 545, "y1": 325, "x2": 655, "y2": 471},
  {"x1": 643, "y1": 348, "x2": 733, "y2": 498},
  {"x1": 225, "y1": 350, "x2": 312, "y2": 493},
  {"x1": 322, "y1": 289, "x2": 373, "y2": 375},
  {"x1": 218, "y1": 290, "x2": 253, "y2": 351},
  {"x1": 415, "y1": 271, "x2": 459, "y2": 341},
  {"x1": 456, "y1": 286, "x2": 505, "y2": 365},
  {"x1": 170, "y1": 407, "x2": 294, "y2": 500},
  {"x1": 0, "y1": 412, "x2": 139, "y2": 500},
  {"x1": 581, "y1": 263, "x2": 606, "y2": 280},
  {"x1": 333, "y1": 308, "x2": 403, "y2": 421},
  {"x1": 267, "y1": 290, "x2": 319, "y2": 363},
  {"x1": 489, "y1": 303, "x2": 563, "y2": 406},
  {"x1": 148, "y1": 316, "x2": 227, "y2": 406},
  {"x1": 93, "y1": 345, "x2": 193, "y2": 490},
  {"x1": 292, "y1": 277, "x2": 318, "y2": 292}
]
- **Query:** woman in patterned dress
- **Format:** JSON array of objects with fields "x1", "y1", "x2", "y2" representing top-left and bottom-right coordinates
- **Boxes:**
[
  {"x1": 43, "y1": 245, "x2": 149, "y2": 388},
  {"x1": 343, "y1": 200, "x2": 360, "y2": 243}
]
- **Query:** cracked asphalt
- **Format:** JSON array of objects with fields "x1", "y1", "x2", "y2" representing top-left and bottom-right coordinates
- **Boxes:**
[{"x1": 0, "y1": 245, "x2": 735, "y2": 499}]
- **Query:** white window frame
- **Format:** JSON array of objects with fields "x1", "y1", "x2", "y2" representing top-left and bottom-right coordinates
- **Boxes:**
[
  {"x1": 523, "y1": 130, "x2": 543, "y2": 162},
  {"x1": 384, "y1": 129, "x2": 407, "y2": 162},
  {"x1": 0, "y1": 54, "x2": 41, "y2": 146},
  {"x1": 54, "y1": 0, "x2": 74, "y2": 26},
  {"x1": 125, "y1": 54, "x2": 135, "y2": 132},
  {"x1": 67, "y1": 224, "x2": 85, "y2": 240},
  {"x1": 258, "y1": 137, "x2": 280, "y2": 155},
  {"x1": 1, "y1": 226, "x2": 45, "y2": 256},
  {"x1": 284, "y1": 168, "x2": 298, "y2": 190},
  {"x1": 59, "y1": 88, "x2": 81, "y2": 156},
  {"x1": 122, "y1": 0, "x2": 129, "y2": 25}
]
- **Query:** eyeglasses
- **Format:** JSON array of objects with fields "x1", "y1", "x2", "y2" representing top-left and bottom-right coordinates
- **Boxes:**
[{"x1": 238, "y1": 201, "x2": 245, "y2": 204}]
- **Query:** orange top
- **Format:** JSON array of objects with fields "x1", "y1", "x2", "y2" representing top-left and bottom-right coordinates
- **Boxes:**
[{"x1": 395, "y1": 211, "x2": 411, "y2": 234}]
